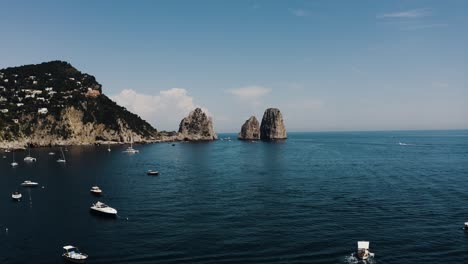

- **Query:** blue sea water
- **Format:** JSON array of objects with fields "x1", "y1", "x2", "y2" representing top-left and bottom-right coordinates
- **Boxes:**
[{"x1": 0, "y1": 130, "x2": 467, "y2": 264}]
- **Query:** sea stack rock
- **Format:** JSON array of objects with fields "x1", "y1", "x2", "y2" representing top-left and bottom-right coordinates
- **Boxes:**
[
  {"x1": 260, "y1": 108, "x2": 287, "y2": 140},
  {"x1": 178, "y1": 108, "x2": 217, "y2": 141},
  {"x1": 238, "y1": 116, "x2": 260, "y2": 140}
]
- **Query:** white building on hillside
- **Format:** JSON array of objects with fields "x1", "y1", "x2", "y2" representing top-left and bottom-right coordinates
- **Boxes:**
[{"x1": 38, "y1": 108, "x2": 48, "y2": 114}]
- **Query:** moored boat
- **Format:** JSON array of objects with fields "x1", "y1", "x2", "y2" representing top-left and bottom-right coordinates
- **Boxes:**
[
  {"x1": 11, "y1": 191, "x2": 22, "y2": 200},
  {"x1": 90, "y1": 186, "x2": 102, "y2": 195},
  {"x1": 147, "y1": 170, "x2": 159, "y2": 176},
  {"x1": 21, "y1": 180, "x2": 39, "y2": 187},
  {"x1": 24, "y1": 145, "x2": 37, "y2": 162},
  {"x1": 62, "y1": 245, "x2": 88, "y2": 263},
  {"x1": 57, "y1": 147, "x2": 66, "y2": 163}
]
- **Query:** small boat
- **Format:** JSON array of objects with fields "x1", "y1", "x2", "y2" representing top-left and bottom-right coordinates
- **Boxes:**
[
  {"x1": 24, "y1": 145, "x2": 37, "y2": 162},
  {"x1": 147, "y1": 170, "x2": 159, "y2": 176},
  {"x1": 11, "y1": 191, "x2": 22, "y2": 200},
  {"x1": 90, "y1": 186, "x2": 102, "y2": 195},
  {"x1": 62, "y1": 245, "x2": 88, "y2": 263},
  {"x1": 21, "y1": 180, "x2": 39, "y2": 187},
  {"x1": 11, "y1": 150, "x2": 18, "y2": 167},
  {"x1": 464, "y1": 222, "x2": 468, "y2": 230},
  {"x1": 356, "y1": 241, "x2": 372, "y2": 260},
  {"x1": 90, "y1": 201, "x2": 117, "y2": 216},
  {"x1": 48, "y1": 152, "x2": 55, "y2": 155},
  {"x1": 57, "y1": 147, "x2": 66, "y2": 163},
  {"x1": 123, "y1": 138, "x2": 139, "y2": 154},
  {"x1": 4, "y1": 149, "x2": 11, "y2": 153}
]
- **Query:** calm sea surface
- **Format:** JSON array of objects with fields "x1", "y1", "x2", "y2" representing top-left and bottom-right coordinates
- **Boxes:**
[{"x1": 1, "y1": 131, "x2": 467, "y2": 264}]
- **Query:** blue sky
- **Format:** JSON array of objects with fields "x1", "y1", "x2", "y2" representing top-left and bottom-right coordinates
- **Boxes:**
[{"x1": 1, "y1": 0, "x2": 467, "y2": 132}]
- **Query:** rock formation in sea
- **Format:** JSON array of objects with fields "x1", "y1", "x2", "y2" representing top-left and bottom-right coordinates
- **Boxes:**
[
  {"x1": 178, "y1": 108, "x2": 217, "y2": 141},
  {"x1": 260, "y1": 108, "x2": 287, "y2": 140},
  {"x1": 238, "y1": 116, "x2": 260, "y2": 140},
  {"x1": 0, "y1": 61, "x2": 160, "y2": 148}
]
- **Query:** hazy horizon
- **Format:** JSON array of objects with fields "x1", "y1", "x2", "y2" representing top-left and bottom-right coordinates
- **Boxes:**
[{"x1": 1, "y1": 0, "x2": 466, "y2": 132}]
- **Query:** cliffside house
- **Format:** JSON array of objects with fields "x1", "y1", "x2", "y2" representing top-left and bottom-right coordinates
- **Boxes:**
[{"x1": 38, "y1": 108, "x2": 48, "y2": 114}]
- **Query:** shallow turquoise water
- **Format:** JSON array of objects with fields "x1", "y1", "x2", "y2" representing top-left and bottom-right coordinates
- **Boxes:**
[{"x1": 0, "y1": 130, "x2": 467, "y2": 263}]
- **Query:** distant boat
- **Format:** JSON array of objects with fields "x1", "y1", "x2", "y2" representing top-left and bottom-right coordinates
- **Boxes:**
[
  {"x1": 4, "y1": 149, "x2": 11, "y2": 153},
  {"x1": 21, "y1": 180, "x2": 39, "y2": 187},
  {"x1": 356, "y1": 241, "x2": 373, "y2": 260},
  {"x1": 48, "y1": 152, "x2": 55, "y2": 155},
  {"x1": 11, "y1": 191, "x2": 22, "y2": 201},
  {"x1": 107, "y1": 143, "x2": 111, "y2": 152},
  {"x1": 11, "y1": 151, "x2": 18, "y2": 167},
  {"x1": 464, "y1": 222, "x2": 468, "y2": 230},
  {"x1": 147, "y1": 170, "x2": 159, "y2": 176},
  {"x1": 57, "y1": 147, "x2": 66, "y2": 163},
  {"x1": 24, "y1": 145, "x2": 37, "y2": 162},
  {"x1": 62, "y1": 245, "x2": 88, "y2": 263},
  {"x1": 123, "y1": 137, "x2": 139, "y2": 154},
  {"x1": 90, "y1": 186, "x2": 102, "y2": 195},
  {"x1": 90, "y1": 201, "x2": 117, "y2": 216}
]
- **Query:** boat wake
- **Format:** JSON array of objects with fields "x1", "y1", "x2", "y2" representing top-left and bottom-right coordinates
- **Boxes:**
[
  {"x1": 344, "y1": 253, "x2": 376, "y2": 264},
  {"x1": 398, "y1": 142, "x2": 415, "y2": 146}
]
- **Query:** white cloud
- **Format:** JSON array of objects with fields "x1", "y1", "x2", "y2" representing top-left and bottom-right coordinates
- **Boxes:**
[
  {"x1": 110, "y1": 88, "x2": 208, "y2": 131},
  {"x1": 377, "y1": 8, "x2": 431, "y2": 19},
  {"x1": 289, "y1": 8, "x2": 310, "y2": 17},
  {"x1": 226, "y1": 86, "x2": 271, "y2": 100}
]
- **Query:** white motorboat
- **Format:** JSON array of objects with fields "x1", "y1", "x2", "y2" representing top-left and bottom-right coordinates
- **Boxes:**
[
  {"x1": 21, "y1": 180, "x2": 39, "y2": 187},
  {"x1": 464, "y1": 222, "x2": 468, "y2": 230},
  {"x1": 62, "y1": 245, "x2": 88, "y2": 263},
  {"x1": 11, "y1": 191, "x2": 22, "y2": 200},
  {"x1": 90, "y1": 201, "x2": 117, "y2": 216},
  {"x1": 24, "y1": 145, "x2": 37, "y2": 162},
  {"x1": 147, "y1": 170, "x2": 159, "y2": 176},
  {"x1": 4, "y1": 149, "x2": 11, "y2": 153},
  {"x1": 356, "y1": 241, "x2": 373, "y2": 260},
  {"x1": 48, "y1": 152, "x2": 55, "y2": 155},
  {"x1": 107, "y1": 143, "x2": 111, "y2": 152},
  {"x1": 57, "y1": 147, "x2": 66, "y2": 163},
  {"x1": 90, "y1": 186, "x2": 102, "y2": 195}
]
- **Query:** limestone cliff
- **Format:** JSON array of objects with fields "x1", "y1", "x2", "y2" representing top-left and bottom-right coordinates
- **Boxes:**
[
  {"x1": 178, "y1": 108, "x2": 217, "y2": 141},
  {"x1": 260, "y1": 108, "x2": 287, "y2": 140},
  {"x1": 238, "y1": 116, "x2": 260, "y2": 140},
  {"x1": 0, "y1": 61, "x2": 158, "y2": 148}
]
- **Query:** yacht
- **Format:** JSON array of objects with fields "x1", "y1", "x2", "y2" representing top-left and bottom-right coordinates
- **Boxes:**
[
  {"x1": 11, "y1": 151, "x2": 18, "y2": 167},
  {"x1": 62, "y1": 245, "x2": 88, "y2": 263},
  {"x1": 147, "y1": 170, "x2": 159, "y2": 176},
  {"x1": 356, "y1": 241, "x2": 373, "y2": 260},
  {"x1": 21, "y1": 180, "x2": 39, "y2": 187},
  {"x1": 57, "y1": 147, "x2": 66, "y2": 163},
  {"x1": 24, "y1": 145, "x2": 37, "y2": 162},
  {"x1": 11, "y1": 191, "x2": 22, "y2": 200},
  {"x1": 90, "y1": 201, "x2": 117, "y2": 216},
  {"x1": 123, "y1": 136, "x2": 139, "y2": 153},
  {"x1": 90, "y1": 186, "x2": 102, "y2": 195}
]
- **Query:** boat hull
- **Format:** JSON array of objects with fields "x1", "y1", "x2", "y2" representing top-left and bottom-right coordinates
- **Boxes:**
[
  {"x1": 62, "y1": 255, "x2": 88, "y2": 263},
  {"x1": 90, "y1": 208, "x2": 117, "y2": 217}
]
